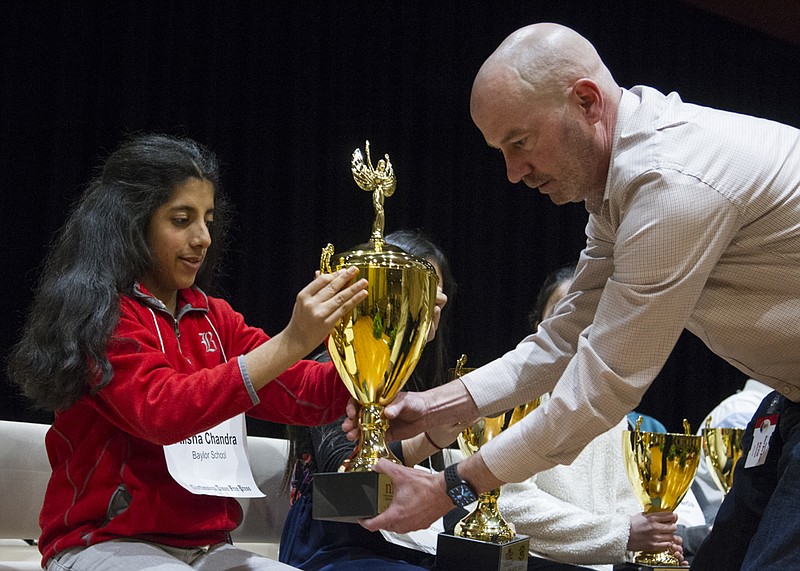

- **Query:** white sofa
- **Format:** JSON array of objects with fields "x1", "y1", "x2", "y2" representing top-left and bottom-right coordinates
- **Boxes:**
[{"x1": 0, "y1": 420, "x2": 291, "y2": 570}]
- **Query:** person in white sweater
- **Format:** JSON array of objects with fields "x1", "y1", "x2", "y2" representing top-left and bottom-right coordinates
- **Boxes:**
[{"x1": 498, "y1": 265, "x2": 687, "y2": 570}]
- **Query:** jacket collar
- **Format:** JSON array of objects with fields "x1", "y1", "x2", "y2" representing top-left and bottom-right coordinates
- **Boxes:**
[{"x1": 132, "y1": 282, "x2": 210, "y2": 319}]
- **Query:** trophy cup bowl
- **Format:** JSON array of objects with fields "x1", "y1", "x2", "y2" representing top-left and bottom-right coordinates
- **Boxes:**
[
  {"x1": 322, "y1": 240, "x2": 437, "y2": 471},
  {"x1": 701, "y1": 418, "x2": 744, "y2": 495},
  {"x1": 312, "y1": 142, "x2": 438, "y2": 522},
  {"x1": 622, "y1": 419, "x2": 702, "y2": 568}
]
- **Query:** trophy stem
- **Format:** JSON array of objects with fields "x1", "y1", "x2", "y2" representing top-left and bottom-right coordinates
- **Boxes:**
[
  {"x1": 341, "y1": 403, "x2": 401, "y2": 472},
  {"x1": 455, "y1": 488, "x2": 515, "y2": 544}
]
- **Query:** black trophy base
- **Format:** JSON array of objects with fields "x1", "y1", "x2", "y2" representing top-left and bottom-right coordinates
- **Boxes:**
[
  {"x1": 312, "y1": 470, "x2": 393, "y2": 522},
  {"x1": 614, "y1": 563, "x2": 685, "y2": 570},
  {"x1": 436, "y1": 531, "x2": 529, "y2": 571}
]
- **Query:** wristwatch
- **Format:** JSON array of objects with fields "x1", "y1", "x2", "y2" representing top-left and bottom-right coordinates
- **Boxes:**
[{"x1": 444, "y1": 463, "x2": 479, "y2": 507}]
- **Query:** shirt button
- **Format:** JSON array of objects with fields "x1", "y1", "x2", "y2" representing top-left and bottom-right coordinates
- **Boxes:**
[{"x1": 781, "y1": 385, "x2": 792, "y2": 395}]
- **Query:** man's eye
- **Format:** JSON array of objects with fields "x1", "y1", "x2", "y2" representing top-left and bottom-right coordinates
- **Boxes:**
[
  {"x1": 173, "y1": 218, "x2": 189, "y2": 226},
  {"x1": 514, "y1": 138, "x2": 528, "y2": 149}
]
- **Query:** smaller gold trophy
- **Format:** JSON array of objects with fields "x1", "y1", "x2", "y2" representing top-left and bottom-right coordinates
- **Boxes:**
[
  {"x1": 701, "y1": 417, "x2": 744, "y2": 495},
  {"x1": 312, "y1": 141, "x2": 439, "y2": 522},
  {"x1": 436, "y1": 355, "x2": 535, "y2": 571},
  {"x1": 618, "y1": 418, "x2": 702, "y2": 570}
]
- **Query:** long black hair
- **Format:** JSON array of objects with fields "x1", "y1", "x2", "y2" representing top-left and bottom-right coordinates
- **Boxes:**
[{"x1": 7, "y1": 133, "x2": 231, "y2": 411}]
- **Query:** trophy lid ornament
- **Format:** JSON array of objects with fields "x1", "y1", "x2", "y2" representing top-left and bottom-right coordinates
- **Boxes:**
[{"x1": 351, "y1": 140, "x2": 396, "y2": 247}]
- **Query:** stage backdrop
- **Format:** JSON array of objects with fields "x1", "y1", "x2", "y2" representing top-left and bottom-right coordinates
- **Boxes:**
[{"x1": 3, "y1": 1, "x2": 798, "y2": 434}]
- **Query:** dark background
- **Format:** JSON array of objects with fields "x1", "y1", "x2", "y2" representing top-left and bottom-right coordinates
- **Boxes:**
[{"x1": 3, "y1": 1, "x2": 798, "y2": 435}]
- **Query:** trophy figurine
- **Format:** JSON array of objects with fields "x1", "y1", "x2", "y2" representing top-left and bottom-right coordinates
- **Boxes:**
[
  {"x1": 436, "y1": 355, "x2": 537, "y2": 571},
  {"x1": 617, "y1": 418, "x2": 702, "y2": 570},
  {"x1": 701, "y1": 417, "x2": 744, "y2": 495},
  {"x1": 312, "y1": 141, "x2": 439, "y2": 522}
]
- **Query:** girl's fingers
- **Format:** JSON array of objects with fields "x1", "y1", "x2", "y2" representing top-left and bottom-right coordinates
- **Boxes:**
[{"x1": 306, "y1": 267, "x2": 361, "y2": 297}]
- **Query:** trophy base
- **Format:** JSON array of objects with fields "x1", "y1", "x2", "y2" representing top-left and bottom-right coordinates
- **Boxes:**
[
  {"x1": 614, "y1": 564, "x2": 684, "y2": 570},
  {"x1": 312, "y1": 471, "x2": 393, "y2": 522},
  {"x1": 435, "y1": 531, "x2": 529, "y2": 571}
]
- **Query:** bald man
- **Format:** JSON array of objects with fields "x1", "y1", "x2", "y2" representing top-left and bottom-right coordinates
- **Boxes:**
[{"x1": 347, "y1": 23, "x2": 800, "y2": 571}]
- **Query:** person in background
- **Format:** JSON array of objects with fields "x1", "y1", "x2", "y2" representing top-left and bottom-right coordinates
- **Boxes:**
[
  {"x1": 679, "y1": 378, "x2": 773, "y2": 557},
  {"x1": 500, "y1": 265, "x2": 685, "y2": 570},
  {"x1": 350, "y1": 23, "x2": 800, "y2": 571},
  {"x1": 279, "y1": 229, "x2": 460, "y2": 570},
  {"x1": 6, "y1": 133, "x2": 368, "y2": 571}
]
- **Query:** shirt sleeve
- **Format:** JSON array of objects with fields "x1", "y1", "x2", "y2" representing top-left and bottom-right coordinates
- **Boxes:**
[
  {"x1": 208, "y1": 297, "x2": 351, "y2": 427},
  {"x1": 467, "y1": 168, "x2": 742, "y2": 483},
  {"x1": 95, "y1": 308, "x2": 258, "y2": 445},
  {"x1": 248, "y1": 359, "x2": 351, "y2": 426}
]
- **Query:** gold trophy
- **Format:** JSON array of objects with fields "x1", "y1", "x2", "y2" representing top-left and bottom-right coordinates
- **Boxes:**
[
  {"x1": 618, "y1": 418, "x2": 702, "y2": 570},
  {"x1": 701, "y1": 417, "x2": 744, "y2": 495},
  {"x1": 312, "y1": 141, "x2": 439, "y2": 522},
  {"x1": 436, "y1": 355, "x2": 536, "y2": 571}
]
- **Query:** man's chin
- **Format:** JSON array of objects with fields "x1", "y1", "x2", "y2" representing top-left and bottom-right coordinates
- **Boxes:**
[{"x1": 539, "y1": 189, "x2": 567, "y2": 205}]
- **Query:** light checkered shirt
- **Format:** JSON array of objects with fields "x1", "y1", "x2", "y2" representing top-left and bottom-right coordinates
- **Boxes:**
[{"x1": 463, "y1": 86, "x2": 800, "y2": 484}]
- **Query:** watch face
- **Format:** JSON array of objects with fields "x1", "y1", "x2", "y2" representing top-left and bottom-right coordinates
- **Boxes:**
[{"x1": 448, "y1": 483, "x2": 478, "y2": 507}]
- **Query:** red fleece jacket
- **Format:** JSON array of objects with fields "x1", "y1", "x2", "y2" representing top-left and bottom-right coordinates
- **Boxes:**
[{"x1": 39, "y1": 285, "x2": 349, "y2": 565}]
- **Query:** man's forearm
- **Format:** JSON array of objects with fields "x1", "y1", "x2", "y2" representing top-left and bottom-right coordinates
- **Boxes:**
[
  {"x1": 457, "y1": 451, "x2": 504, "y2": 494},
  {"x1": 426, "y1": 378, "x2": 480, "y2": 428},
  {"x1": 427, "y1": 379, "x2": 502, "y2": 493}
]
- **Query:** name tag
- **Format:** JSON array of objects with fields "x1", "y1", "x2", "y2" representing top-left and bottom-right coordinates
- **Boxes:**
[
  {"x1": 164, "y1": 413, "x2": 265, "y2": 497},
  {"x1": 744, "y1": 414, "x2": 778, "y2": 469}
]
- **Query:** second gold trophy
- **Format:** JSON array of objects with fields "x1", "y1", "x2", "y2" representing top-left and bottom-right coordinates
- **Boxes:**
[{"x1": 312, "y1": 142, "x2": 439, "y2": 521}]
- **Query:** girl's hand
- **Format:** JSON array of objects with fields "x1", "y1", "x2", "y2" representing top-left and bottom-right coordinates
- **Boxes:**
[{"x1": 283, "y1": 267, "x2": 368, "y2": 357}]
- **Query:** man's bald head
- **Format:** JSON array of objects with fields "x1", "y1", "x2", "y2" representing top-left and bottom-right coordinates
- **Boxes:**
[
  {"x1": 469, "y1": 23, "x2": 620, "y2": 211},
  {"x1": 471, "y1": 23, "x2": 618, "y2": 116}
]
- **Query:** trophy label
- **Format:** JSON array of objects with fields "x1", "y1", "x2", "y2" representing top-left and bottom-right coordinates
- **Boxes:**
[
  {"x1": 378, "y1": 473, "x2": 394, "y2": 512},
  {"x1": 499, "y1": 537, "x2": 530, "y2": 570}
]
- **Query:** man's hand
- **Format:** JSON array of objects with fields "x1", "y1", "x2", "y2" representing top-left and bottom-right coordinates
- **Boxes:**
[
  {"x1": 343, "y1": 378, "x2": 479, "y2": 445},
  {"x1": 383, "y1": 391, "x2": 434, "y2": 442},
  {"x1": 342, "y1": 391, "x2": 432, "y2": 443},
  {"x1": 358, "y1": 459, "x2": 453, "y2": 533}
]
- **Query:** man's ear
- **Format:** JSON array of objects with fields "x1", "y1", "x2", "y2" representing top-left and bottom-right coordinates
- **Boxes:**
[{"x1": 571, "y1": 78, "x2": 603, "y2": 125}]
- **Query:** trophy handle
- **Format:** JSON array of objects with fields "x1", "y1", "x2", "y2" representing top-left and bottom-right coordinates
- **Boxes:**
[
  {"x1": 320, "y1": 243, "x2": 335, "y2": 274},
  {"x1": 453, "y1": 354, "x2": 468, "y2": 378}
]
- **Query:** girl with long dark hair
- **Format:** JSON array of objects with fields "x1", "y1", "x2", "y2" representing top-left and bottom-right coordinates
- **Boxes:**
[{"x1": 7, "y1": 133, "x2": 367, "y2": 571}]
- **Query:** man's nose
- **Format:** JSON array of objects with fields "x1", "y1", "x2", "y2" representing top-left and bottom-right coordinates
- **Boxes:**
[{"x1": 504, "y1": 153, "x2": 529, "y2": 184}]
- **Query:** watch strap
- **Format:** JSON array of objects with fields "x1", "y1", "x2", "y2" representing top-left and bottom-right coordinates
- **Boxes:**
[{"x1": 444, "y1": 463, "x2": 461, "y2": 489}]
